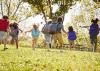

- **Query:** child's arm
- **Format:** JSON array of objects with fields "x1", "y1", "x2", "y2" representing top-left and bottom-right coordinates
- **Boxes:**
[
  {"x1": 25, "y1": 29, "x2": 32, "y2": 33},
  {"x1": 19, "y1": 28, "x2": 23, "y2": 32},
  {"x1": 62, "y1": 28, "x2": 67, "y2": 34}
]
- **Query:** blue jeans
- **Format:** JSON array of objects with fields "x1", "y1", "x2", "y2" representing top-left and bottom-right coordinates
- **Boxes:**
[{"x1": 44, "y1": 34, "x2": 52, "y2": 48}]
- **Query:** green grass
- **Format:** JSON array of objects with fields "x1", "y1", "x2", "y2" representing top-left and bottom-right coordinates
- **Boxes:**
[{"x1": 0, "y1": 45, "x2": 100, "y2": 71}]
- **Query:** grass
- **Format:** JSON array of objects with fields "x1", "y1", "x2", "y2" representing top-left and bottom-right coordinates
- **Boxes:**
[{"x1": 0, "y1": 44, "x2": 100, "y2": 71}]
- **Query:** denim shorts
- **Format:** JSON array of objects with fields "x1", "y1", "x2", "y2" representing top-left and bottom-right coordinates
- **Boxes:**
[
  {"x1": 44, "y1": 34, "x2": 52, "y2": 44},
  {"x1": 9, "y1": 32, "x2": 18, "y2": 40},
  {"x1": 0, "y1": 31, "x2": 8, "y2": 40}
]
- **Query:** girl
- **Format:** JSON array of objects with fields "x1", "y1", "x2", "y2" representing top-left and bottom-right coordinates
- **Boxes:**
[
  {"x1": 68, "y1": 26, "x2": 76, "y2": 49},
  {"x1": 26, "y1": 24, "x2": 40, "y2": 50},
  {"x1": 9, "y1": 22, "x2": 22, "y2": 49},
  {"x1": 89, "y1": 18, "x2": 99, "y2": 52}
]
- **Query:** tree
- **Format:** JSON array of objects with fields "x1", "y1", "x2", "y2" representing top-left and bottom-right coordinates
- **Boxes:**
[
  {"x1": 23, "y1": 0, "x2": 47, "y2": 23},
  {"x1": 23, "y1": 0, "x2": 79, "y2": 22},
  {"x1": 0, "y1": 0, "x2": 32, "y2": 23},
  {"x1": 52, "y1": 0, "x2": 78, "y2": 17}
]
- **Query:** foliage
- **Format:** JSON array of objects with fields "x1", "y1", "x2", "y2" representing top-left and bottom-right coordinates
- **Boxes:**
[
  {"x1": 23, "y1": 0, "x2": 79, "y2": 19},
  {"x1": 0, "y1": 0, "x2": 32, "y2": 23},
  {"x1": 53, "y1": 0, "x2": 78, "y2": 16}
]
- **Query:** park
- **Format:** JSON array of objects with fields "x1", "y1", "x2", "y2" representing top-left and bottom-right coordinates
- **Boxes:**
[{"x1": 0, "y1": 0, "x2": 100, "y2": 71}]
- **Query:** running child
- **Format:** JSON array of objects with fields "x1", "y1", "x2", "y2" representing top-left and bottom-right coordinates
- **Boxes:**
[
  {"x1": 26, "y1": 24, "x2": 40, "y2": 50},
  {"x1": 68, "y1": 26, "x2": 77, "y2": 49}
]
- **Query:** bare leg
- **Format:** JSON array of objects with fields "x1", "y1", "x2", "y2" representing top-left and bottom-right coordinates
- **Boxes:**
[
  {"x1": 3, "y1": 38, "x2": 8, "y2": 50},
  {"x1": 15, "y1": 39, "x2": 18, "y2": 49},
  {"x1": 11, "y1": 38, "x2": 14, "y2": 45},
  {"x1": 32, "y1": 38, "x2": 35, "y2": 50}
]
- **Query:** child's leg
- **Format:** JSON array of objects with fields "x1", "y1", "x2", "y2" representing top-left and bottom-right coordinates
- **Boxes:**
[
  {"x1": 34, "y1": 38, "x2": 38, "y2": 48},
  {"x1": 32, "y1": 37, "x2": 37, "y2": 50},
  {"x1": 94, "y1": 37, "x2": 97, "y2": 52},
  {"x1": 3, "y1": 38, "x2": 7, "y2": 50},
  {"x1": 71, "y1": 41, "x2": 75, "y2": 48},
  {"x1": 69, "y1": 40, "x2": 74, "y2": 50},
  {"x1": 52, "y1": 34, "x2": 58, "y2": 48},
  {"x1": 32, "y1": 38, "x2": 35, "y2": 49},
  {"x1": 57, "y1": 33, "x2": 63, "y2": 49},
  {"x1": 15, "y1": 38, "x2": 18, "y2": 49},
  {"x1": 44, "y1": 34, "x2": 49, "y2": 48},
  {"x1": 11, "y1": 38, "x2": 14, "y2": 44}
]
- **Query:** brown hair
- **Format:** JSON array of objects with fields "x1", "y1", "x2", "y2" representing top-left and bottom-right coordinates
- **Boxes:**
[
  {"x1": 33, "y1": 24, "x2": 38, "y2": 30},
  {"x1": 57, "y1": 17, "x2": 63, "y2": 23},
  {"x1": 68, "y1": 26, "x2": 73, "y2": 32},
  {"x1": 91, "y1": 18, "x2": 99, "y2": 23},
  {"x1": 3, "y1": 15, "x2": 9, "y2": 19}
]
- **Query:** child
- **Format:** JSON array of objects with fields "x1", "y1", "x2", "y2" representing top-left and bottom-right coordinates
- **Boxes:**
[
  {"x1": 42, "y1": 19, "x2": 52, "y2": 48},
  {"x1": 9, "y1": 22, "x2": 22, "y2": 49},
  {"x1": 68, "y1": 26, "x2": 76, "y2": 49},
  {"x1": 89, "y1": 18, "x2": 99, "y2": 52},
  {"x1": 0, "y1": 15, "x2": 9, "y2": 51},
  {"x1": 26, "y1": 24, "x2": 40, "y2": 50}
]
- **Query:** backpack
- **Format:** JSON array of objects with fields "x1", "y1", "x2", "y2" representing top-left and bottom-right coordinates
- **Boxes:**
[
  {"x1": 32, "y1": 29, "x2": 40, "y2": 37},
  {"x1": 89, "y1": 23, "x2": 99, "y2": 36},
  {"x1": 48, "y1": 22, "x2": 58, "y2": 34},
  {"x1": 9, "y1": 25, "x2": 19, "y2": 37},
  {"x1": 68, "y1": 31, "x2": 76, "y2": 40},
  {"x1": 42, "y1": 24, "x2": 51, "y2": 34}
]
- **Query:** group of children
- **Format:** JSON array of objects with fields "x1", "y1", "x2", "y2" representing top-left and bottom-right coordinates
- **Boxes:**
[
  {"x1": 29, "y1": 17, "x2": 99, "y2": 52},
  {"x1": 29, "y1": 17, "x2": 77, "y2": 50},
  {"x1": 0, "y1": 15, "x2": 99, "y2": 52}
]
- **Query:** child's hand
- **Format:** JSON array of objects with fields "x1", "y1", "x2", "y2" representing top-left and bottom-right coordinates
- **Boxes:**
[
  {"x1": 21, "y1": 30, "x2": 23, "y2": 33},
  {"x1": 24, "y1": 31, "x2": 27, "y2": 34}
]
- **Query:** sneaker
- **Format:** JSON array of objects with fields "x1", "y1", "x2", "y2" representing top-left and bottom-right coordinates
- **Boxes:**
[{"x1": 3, "y1": 48, "x2": 8, "y2": 51}]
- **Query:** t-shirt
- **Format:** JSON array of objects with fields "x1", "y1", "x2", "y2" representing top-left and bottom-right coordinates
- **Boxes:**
[
  {"x1": 0, "y1": 19, "x2": 9, "y2": 32},
  {"x1": 89, "y1": 23, "x2": 99, "y2": 37},
  {"x1": 10, "y1": 23, "x2": 19, "y2": 35},
  {"x1": 68, "y1": 31, "x2": 76, "y2": 40},
  {"x1": 57, "y1": 23, "x2": 64, "y2": 33},
  {"x1": 32, "y1": 29, "x2": 40, "y2": 37}
]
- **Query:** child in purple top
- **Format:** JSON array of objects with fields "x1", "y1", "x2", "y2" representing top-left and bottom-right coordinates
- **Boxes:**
[
  {"x1": 89, "y1": 18, "x2": 99, "y2": 52},
  {"x1": 68, "y1": 26, "x2": 76, "y2": 49}
]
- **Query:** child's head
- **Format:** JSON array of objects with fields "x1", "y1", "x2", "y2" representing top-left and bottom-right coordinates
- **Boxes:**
[
  {"x1": 57, "y1": 17, "x2": 63, "y2": 23},
  {"x1": 91, "y1": 18, "x2": 99, "y2": 23},
  {"x1": 33, "y1": 24, "x2": 38, "y2": 29},
  {"x1": 3, "y1": 15, "x2": 9, "y2": 19},
  {"x1": 68, "y1": 26, "x2": 73, "y2": 32}
]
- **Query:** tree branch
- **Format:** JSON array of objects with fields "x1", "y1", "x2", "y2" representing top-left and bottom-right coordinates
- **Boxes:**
[
  {"x1": 18, "y1": 16, "x2": 30, "y2": 23},
  {"x1": 0, "y1": 0, "x2": 3, "y2": 16},
  {"x1": 12, "y1": 1, "x2": 23, "y2": 17},
  {"x1": 7, "y1": 0, "x2": 11, "y2": 17}
]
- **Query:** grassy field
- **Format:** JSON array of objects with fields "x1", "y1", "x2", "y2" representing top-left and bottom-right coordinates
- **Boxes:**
[{"x1": 0, "y1": 44, "x2": 100, "y2": 71}]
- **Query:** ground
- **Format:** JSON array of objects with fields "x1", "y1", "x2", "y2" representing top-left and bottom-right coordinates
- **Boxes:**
[{"x1": 0, "y1": 45, "x2": 100, "y2": 71}]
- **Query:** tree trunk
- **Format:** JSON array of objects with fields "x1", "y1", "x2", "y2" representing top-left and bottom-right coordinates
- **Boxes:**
[
  {"x1": 48, "y1": 0, "x2": 52, "y2": 19},
  {"x1": 1, "y1": 0, "x2": 3, "y2": 17},
  {"x1": 12, "y1": 1, "x2": 22, "y2": 17},
  {"x1": 7, "y1": 0, "x2": 11, "y2": 17},
  {"x1": 40, "y1": 4, "x2": 47, "y2": 24}
]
